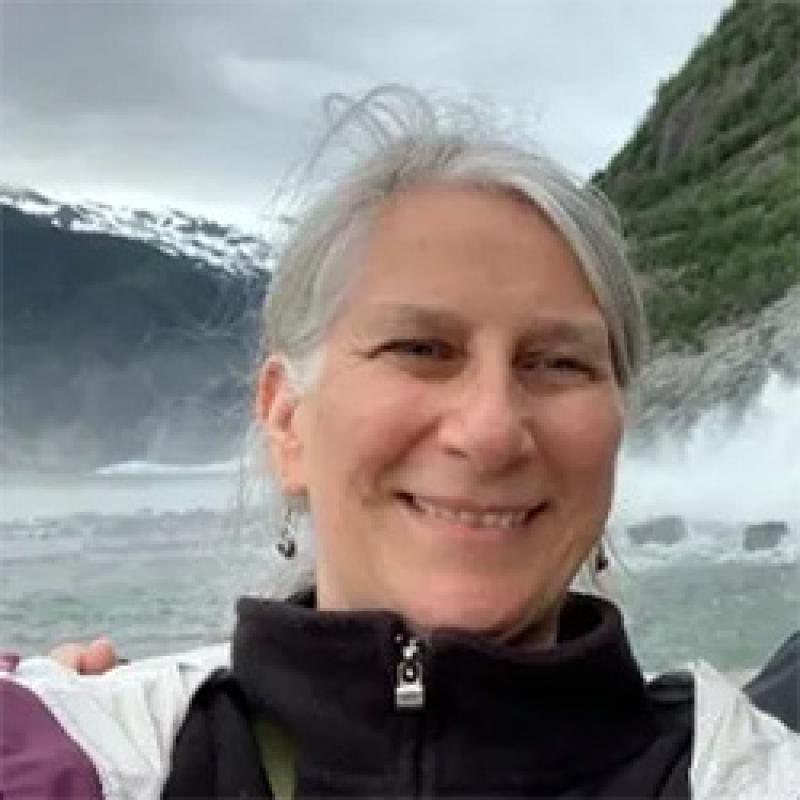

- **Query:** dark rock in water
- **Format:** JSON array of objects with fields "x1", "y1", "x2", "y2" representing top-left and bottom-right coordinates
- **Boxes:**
[
  {"x1": 627, "y1": 515, "x2": 689, "y2": 546},
  {"x1": 743, "y1": 521, "x2": 789, "y2": 551}
]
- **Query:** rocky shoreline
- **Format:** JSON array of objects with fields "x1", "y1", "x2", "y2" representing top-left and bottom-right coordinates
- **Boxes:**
[{"x1": 630, "y1": 284, "x2": 800, "y2": 439}]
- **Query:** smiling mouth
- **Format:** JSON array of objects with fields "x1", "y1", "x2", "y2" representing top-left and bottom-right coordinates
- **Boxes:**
[{"x1": 399, "y1": 493, "x2": 546, "y2": 530}]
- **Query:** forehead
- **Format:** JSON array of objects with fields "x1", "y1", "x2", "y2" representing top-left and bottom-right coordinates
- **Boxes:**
[
  {"x1": 365, "y1": 184, "x2": 569, "y2": 261},
  {"x1": 344, "y1": 185, "x2": 602, "y2": 322}
]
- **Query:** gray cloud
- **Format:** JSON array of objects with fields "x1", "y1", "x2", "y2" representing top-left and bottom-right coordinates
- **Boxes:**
[{"x1": 1, "y1": 0, "x2": 732, "y2": 223}]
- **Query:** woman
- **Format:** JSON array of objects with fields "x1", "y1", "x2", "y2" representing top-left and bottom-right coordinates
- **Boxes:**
[{"x1": 2, "y1": 86, "x2": 798, "y2": 799}]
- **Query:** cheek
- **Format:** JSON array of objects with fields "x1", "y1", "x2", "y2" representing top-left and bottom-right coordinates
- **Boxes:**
[
  {"x1": 539, "y1": 391, "x2": 623, "y2": 496},
  {"x1": 304, "y1": 371, "x2": 434, "y2": 496}
]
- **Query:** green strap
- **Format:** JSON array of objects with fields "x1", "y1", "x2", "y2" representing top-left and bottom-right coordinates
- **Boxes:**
[{"x1": 253, "y1": 718, "x2": 297, "y2": 800}]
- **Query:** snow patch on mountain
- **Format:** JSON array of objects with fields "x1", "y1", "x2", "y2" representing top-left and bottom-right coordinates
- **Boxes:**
[{"x1": 1, "y1": 184, "x2": 276, "y2": 275}]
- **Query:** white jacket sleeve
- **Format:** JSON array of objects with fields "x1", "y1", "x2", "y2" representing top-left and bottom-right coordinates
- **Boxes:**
[
  {"x1": 11, "y1": 643, "x2": 230, "y2": 800},
  {"x1": 691, "y1": 660, "x2": 800, "y2": 800}
]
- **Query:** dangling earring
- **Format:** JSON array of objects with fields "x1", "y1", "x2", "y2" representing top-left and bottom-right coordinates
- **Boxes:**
[
  {"x1": 276, "y1": 506, "x2": 298, "y2": 559},
  {"x1": 595, "y1": 540, "x2": 609, "y2": 573}
]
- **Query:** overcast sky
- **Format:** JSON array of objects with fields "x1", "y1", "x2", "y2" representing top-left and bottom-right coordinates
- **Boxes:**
[{"x1": 3, "y1": 0, "x2": 732, "y2": 227}]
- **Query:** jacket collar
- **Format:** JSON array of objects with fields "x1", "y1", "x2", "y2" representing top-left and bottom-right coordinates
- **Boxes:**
[{"x1": 232, "y1": 591, "x2": 658, "y2": 795}]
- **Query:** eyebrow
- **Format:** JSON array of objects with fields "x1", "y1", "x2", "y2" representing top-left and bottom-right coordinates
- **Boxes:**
[
  {"x1": 359, "y1": 304, "x2": 466, "y2": 335},
  {"x1": 358, "y1": 303, "x2": 610, "y2": 350},
  {"x1": 522, "y1": 318, "x2": 610, "y2": 351}
]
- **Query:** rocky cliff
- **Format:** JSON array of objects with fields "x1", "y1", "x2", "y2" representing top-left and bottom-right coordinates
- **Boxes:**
[
  {"x1": 632, "y1": 284, "x2": 800, "y2": 438},
  {"x1": 595, "y1": 0, "x2": 800, "y2": 434}
]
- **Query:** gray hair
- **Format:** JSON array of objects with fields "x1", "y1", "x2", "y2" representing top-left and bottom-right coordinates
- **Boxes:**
[
  {"x1": 264, "y1": 85, "x2": 648, "y2": 393},
  {"x1": 255, "y1": 85, "x2": 647, "y2": 589}
]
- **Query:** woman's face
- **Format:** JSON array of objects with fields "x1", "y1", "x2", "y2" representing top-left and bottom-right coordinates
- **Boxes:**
[{"x1": 265, "y1": 185, "x2": 623, "y2": 644}]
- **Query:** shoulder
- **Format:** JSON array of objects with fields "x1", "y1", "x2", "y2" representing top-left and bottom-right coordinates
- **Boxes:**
[
  {"x1": 163, "y1": 667, "x2": 269, "y2": 797},
  {"x1": 690, "y1": 632, "x2": 800, "y2": 800},
  {"x1": 642, "y1": 631, "x2": 800, "y2": 800},
  {"x1": 743, "y1": 630, "x2": 799, "y2": 731},
  {"x1": 1, "y1": 643, "x2": 230, "y2": 799}
]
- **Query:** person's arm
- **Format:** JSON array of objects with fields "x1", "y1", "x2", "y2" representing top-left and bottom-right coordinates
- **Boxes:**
[{"x1": 744, "y1": 630, "x2": 800, "y2": 732}]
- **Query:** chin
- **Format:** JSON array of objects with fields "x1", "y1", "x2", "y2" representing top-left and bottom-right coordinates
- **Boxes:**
[{"x1": 397, "y1": 582, "x2": 547, "y2": 641}]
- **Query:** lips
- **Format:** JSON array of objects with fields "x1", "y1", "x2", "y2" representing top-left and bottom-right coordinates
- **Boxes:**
[{"x1": 401, "y1": 493, "x2": 544, "y2": 530}]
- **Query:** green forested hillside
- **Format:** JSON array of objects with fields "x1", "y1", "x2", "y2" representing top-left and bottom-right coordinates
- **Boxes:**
[{"x1": 595, "y1": 0, "x2": 799, "y2": 348}]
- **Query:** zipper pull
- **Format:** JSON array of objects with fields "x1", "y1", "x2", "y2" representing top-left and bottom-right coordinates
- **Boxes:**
[{"x1": 394, "y1": 632, "x2": 425, "y2": 710}]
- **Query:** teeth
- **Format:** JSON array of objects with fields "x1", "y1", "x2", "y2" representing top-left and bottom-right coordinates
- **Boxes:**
[{"x1": 413, "y1": 497, "x2": 529, "y2": 529}]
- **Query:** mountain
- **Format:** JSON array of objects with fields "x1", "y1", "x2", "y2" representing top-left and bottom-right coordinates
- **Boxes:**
[
  {"x1": 595, "y1": 0, "x2": 799, "y2": 351},
  {"x1": 591, "y1": 0, "x2": 800, "y2": 437},
  {"x1": 1, "y1": 198, "x2": 271, "y2": 471},
  {"x1": 0, "y1": 185, "x2": 275, "y2": 275}
]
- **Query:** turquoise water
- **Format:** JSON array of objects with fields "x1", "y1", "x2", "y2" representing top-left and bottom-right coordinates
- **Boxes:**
[{"x1": 618, "y1": 561, "x2": 799, "y2": 672}]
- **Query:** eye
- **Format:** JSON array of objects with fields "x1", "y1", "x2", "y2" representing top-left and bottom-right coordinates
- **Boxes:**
[
  {"x1": 545, "y1": 356, "x2": 592, "y2": 373},
  {"x1": 518, "y1": 352, "x2": 595, "y2": 381},
  {"x1": 378, "y1": 339, "x2": 455, "y2": 360}
]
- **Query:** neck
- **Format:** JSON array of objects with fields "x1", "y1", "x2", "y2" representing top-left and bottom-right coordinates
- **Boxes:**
[{"x1": 315, "y1": 581, "x2": 563, "y2": 651}]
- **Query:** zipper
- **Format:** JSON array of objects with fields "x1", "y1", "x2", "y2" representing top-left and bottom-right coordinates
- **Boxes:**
[
  {"x1": 393, "y1": 629, "x2": 433, "y2": 797},
  {"x1": 394, "y1": 631, "x2": 425, "y2": 710}
]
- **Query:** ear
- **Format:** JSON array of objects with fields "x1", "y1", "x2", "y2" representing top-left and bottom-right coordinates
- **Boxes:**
[{"x1": 256, "y1": 357, "x2": 308, "y2": 496}]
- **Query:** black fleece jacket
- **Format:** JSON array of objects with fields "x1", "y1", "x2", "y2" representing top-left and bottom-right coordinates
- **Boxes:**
[{"x1": 163, "y1": 592, "x2": 711, "y2": 798}]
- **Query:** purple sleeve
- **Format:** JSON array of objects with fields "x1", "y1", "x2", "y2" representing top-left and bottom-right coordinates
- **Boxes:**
[{"x1": 0, "y1": 679, "x2": 103, "y2": 799}]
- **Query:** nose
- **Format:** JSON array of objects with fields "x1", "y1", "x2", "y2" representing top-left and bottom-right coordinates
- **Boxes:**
[{"x1": 436, "y1": 361, "x2": 536, "y2": 474}]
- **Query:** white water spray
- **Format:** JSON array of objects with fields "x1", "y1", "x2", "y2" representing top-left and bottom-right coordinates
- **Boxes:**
[
  {"x1": 610, "y1": 373, "x2": 800, "y2": 564},
  {"x1": 616, "y1": 372, "x2": 800, "y2": 525}
]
